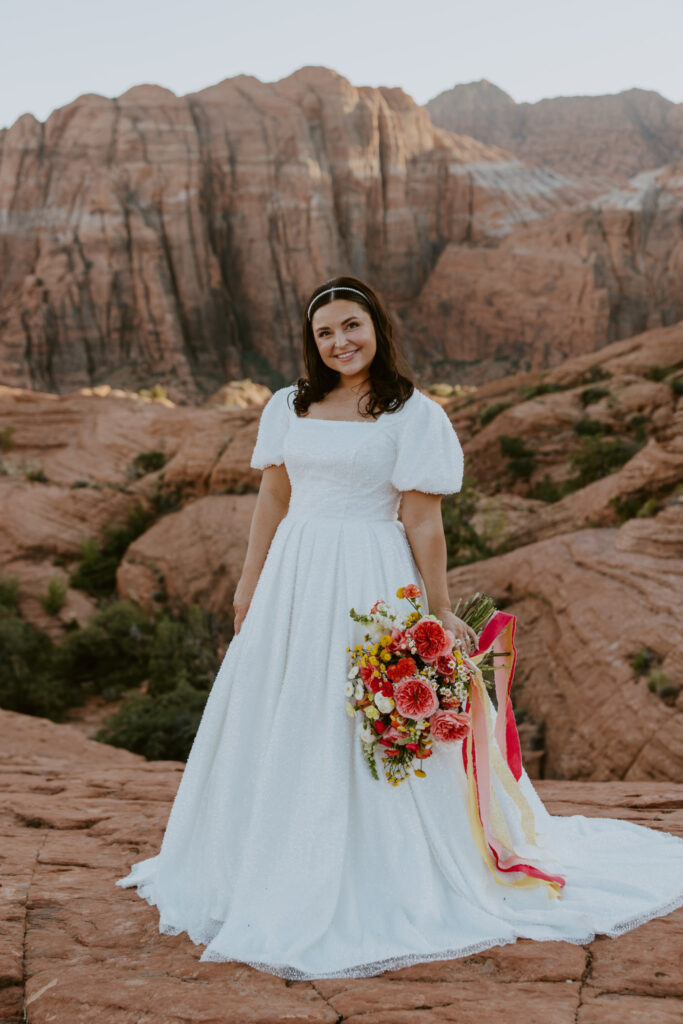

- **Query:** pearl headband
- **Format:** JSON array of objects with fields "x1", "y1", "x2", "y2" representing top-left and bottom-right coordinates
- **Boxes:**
[{"x1": 307, "y1": 286, "x2": 369, "y2": 322}]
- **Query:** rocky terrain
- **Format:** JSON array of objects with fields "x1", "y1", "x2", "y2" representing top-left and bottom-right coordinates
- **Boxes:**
[
  {"x1": 1, "y1": 315, "x2": 681, "y2": 780},
  {"x1": 1, "y1": 708, "x2": 682, "y2": 1024},
  {"x1": 426, "y1": 80, "x2": 683, "y2": 181}
]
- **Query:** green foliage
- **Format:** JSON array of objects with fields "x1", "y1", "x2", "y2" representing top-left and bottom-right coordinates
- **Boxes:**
[
  {"x1": 627, "y1": 414, "x2": 649, "y2": 443},
  {"x1": 53, "y1": 600, "x2": 154, "y2": 701},
  {"x1": 69, "y1": 502, "x2": 154, "y2": 597},
  {"x1": 441, "y1": 475, "x2": 495, "y2": 567},
  {"x1": 131, "y1": 449, "x2": 167, "y2": 478},
  {"x1": 148, "y1": 604, "x2": 220, "y2": 696},
  {"x1": 646, "y1": 668, "x2": 680, "y2": 703},
  {"x1": 644, "y1": 365, "x2": 669, "y2": 382},
  {"x1": 0, "y1": 425, "x2": 15, "y2": 452},
  {"x1": 573, "y1": 417, "x2": 607, "y2": 436},
  {"x1": 0, "y1": 601, "x2": 62, "y2": 718},
  {"x1": 25, "y1": 466, "x2": 48, "y2": 482},
  {"x1": 0, "y1": 574, "x2": 20, "y2": 612},
  {"x1": 670, "y1": 377, "x2": 683, "y2": 396},
  {"x1": 517, "y1": 381, "x2": 568, "y2": 400},
  {"x1": 568, "y1": 435, "x2": 643, "y2": 488},
  {"x1": 479, "y1": 401, "x2": 513, "y2": 427},
  {"x1": 580, "y1": 365, "x2": 611, "y2": 384},
  {"x1": 580, "y1": 386, "x2": 610, "y2": 407},
  {"x1": 93, "y1": 681, "x2": 208, "y2": 761},
  {"x1": 631, "y1": 646, "x2": 658, "y2": 674},
  {"x1": 499, "y1": 435, "x2": 535, "y2": 480},
  {"x1": 39, "y1": 575, "x2": 67, "y2": 615}
]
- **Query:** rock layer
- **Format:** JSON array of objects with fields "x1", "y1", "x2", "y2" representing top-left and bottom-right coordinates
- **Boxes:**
[{"x1": 1, "y1": 709, "x2": 682, "y2": 1023}]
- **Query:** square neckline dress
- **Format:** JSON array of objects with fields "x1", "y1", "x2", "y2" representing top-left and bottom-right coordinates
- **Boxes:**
[{"x1": 116, "y1": 383, "x2": 683, "y2": 980}]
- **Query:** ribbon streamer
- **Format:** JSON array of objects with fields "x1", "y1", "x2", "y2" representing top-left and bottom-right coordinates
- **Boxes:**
[{"x1": 461, "y1": 610, "x2": 565, "y2": 898}]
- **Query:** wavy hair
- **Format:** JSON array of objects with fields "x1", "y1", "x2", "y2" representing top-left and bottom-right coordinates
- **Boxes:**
[{"x1": 291, "y1": 275, "x2": 416, "y2": 419}]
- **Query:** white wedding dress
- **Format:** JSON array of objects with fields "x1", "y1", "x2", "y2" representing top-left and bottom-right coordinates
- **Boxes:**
[{"x1": 116, "y1": 383, "x2": 683, "y2": 979}]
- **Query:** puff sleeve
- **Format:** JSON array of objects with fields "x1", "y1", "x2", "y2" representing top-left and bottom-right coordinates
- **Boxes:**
[
  {"x1": 250, "y1": 385, "x2": 293, "y2": 470},
  {"x1": 390, "y1": 391, "x2": 464, "y2": 495}
]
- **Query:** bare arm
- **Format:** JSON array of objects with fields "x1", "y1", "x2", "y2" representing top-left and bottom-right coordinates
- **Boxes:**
[
  {"x1": 400, "y1": 490, "x2": 477, "y2": 649},
  {"x1": 234, "y1": 463, "x2": 291, "y2": 633}
]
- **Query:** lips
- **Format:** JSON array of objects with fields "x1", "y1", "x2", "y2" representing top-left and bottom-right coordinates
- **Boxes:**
[{"x1": 336, "y1": 348, "x2": 358, "y2": 360}]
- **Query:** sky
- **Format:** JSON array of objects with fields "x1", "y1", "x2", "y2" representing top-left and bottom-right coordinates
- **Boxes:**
[{"x1": 1, "y1": 0, "x2": 682, "y2": 130}]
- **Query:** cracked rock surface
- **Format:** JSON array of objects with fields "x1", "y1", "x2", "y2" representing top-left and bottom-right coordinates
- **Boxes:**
[{"x1": 1, "y1": 708, "x2": 682, "y2": 1023}]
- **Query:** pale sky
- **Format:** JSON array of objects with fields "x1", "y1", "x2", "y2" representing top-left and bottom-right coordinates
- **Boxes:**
[{"x1": 1, "y1": 0, "x2": 681, "y2": 131}]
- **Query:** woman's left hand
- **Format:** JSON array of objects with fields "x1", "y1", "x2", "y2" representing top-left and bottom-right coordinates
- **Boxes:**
[{"x1": 435, "y1": 609, "x2": 478, "y2": 655}]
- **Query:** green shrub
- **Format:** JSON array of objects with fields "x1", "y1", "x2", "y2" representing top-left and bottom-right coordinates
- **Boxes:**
[
  {"x1": 131, "y1": 450, "x2": 167, "y2": 478},
  {"x1": 0, "y1": 609, "x2": 63, "y2": 717},
  {"x1": 580, "y1": 387, "x2": 610, "y2": 407},
  {"x1": 646, "y1": 668, "x2": 680, "y2": 703},
  {"x1": 40, "y1": 576, "x2": 68, "y2": 615},
  {"x1": 627, "y1": 414, "x2": 649, "y2": 443},
  {"x1": 53, "y1": 600, "x2": 154, "y2": 701},
  {"x1": 573, "y1": 417, "x2": 606, "y2": 436},
  {"x1": 644, "y1": 365, "x2": 668, "y2": 382},
  {"x1": 25, "y1": 467, "x2": 47, "y2": 483},
  {"x1": 0, "y1": 426, "x2": 15, "y2": 452},
  {"x1": 441, "y1": 475, "x2": 495, "y2": 567},
  {"x1": 0, "y1": 574, "x2": 20, "y2": 612},
  {"x1": 631, "y1": 646, "x2": 658, "y2": 674},
  {"x1": 69, "y1": 502, "x2": 154, "y2": 597},
  {"x1": 568, "y1": 436, "x2": 643, "y2": 487},
  {"x1": 580, "y1": 365, "x2": 611, "y2": 384},
  {"x1": 670, "y1": 377, "x2": 683, "y2": 396},
  {"x1": 148, "y1": 604, "x2": 220, "y2": 696},
  {"x1": 499, "y1": 435, "x2": 536, "y2": 480},
  {"x1": 517, "y1": 382, "x2": 567, "y2": 400},
  {"x1": 479, "y1": 401, "x2": 513, "y2": 427},
  {"x1": 94, "y1": 681, "x2": 209, "y2": 761}
]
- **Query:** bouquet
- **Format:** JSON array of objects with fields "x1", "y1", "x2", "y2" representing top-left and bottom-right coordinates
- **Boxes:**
[
  {"x1": 345, "y1": 584, "x2": 498, "y2": 785},
  {"x1": 345, "y1": 583, "x2": 567, "y2": 898}
]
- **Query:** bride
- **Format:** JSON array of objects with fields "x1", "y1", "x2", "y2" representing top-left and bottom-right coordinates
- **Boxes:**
[{"x1": 116, "y1": 274, "x2": 683, "y2": 979}]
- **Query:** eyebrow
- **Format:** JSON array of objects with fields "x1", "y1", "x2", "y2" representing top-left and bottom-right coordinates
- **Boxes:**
[{"x1": 314, "y1": 315, "x2": 361, "y2": 332}]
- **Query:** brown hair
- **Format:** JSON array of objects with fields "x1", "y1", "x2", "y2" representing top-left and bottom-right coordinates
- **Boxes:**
[{"x1": 291, "y1": 274, "x2": 416, "y2": 419}]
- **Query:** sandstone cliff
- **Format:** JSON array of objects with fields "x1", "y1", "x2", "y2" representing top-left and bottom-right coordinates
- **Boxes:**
[
  {"x1": 0, "y1": 67, "x2": 601, "y2": 400},
  {"x1": 426, "y1": 81, "x2": 683, "y2": 182}
]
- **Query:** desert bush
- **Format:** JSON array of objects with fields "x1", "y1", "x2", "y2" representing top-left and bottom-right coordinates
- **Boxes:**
[
  {"x1": 69, "y1": 502, "x2": 154, "y2": 597},
  {"x1": 568, "y1": 436, "x2": 643, "y2": 487},
  {"x1": 573, "y1": 417, "x2": 607, "y2": 436},
  {"x1": 479, "y1": 401, "x2": 513, "y2": 427},
  {"x1": 0, "y1": 426, "x2": 15, "y2": 452},
  {"x1": 94, "y1": 681, "x2": 209, "y2": 761},
  {"x1": 131, "y1": 449, "x2": 167, "y2": 478},
  {"x1": 40, "y1": 575, "x2": 68, "y2": 615},
  {"x1": 580, "y1": 387, "x2": 610, "y2": 407}
]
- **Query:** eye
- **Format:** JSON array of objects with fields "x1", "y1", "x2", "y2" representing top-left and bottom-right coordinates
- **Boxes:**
[{"x1": 347, "y1": 320, "x2": 359, "y2": 328}]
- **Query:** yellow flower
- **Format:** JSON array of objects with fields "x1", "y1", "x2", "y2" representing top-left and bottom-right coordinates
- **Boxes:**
[
  {"x1": 414, "y1": 769, "x2": 426, "y2": 778},
  {"x1": 396, "y1": 586, "x2": 404, "y2": 598},
  {"x1": 345, "y1": 702, "x2": 356, "y2": 717},
  {"x1": 380, "y1": 634, "x2": 392, "y2": 647},
  {"x1": 369, "y1": 656, "x2": 380, "y2": 667},
  {"x1": 380, "y1": 650, "x2": 392, "y2": 662}
]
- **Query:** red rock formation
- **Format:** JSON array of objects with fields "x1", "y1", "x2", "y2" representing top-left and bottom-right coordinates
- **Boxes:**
[
  {"x1": 406, "y1": 165, "x2": 683, "y2": 382},
  {"x1": 1, "y1": 708, "x2": 681, "y2": 1022},
  {"x1": 0, "y1": 68, "x2": 597, "y2": 400},
  {"x1": 426, "y1": 81, "x2": 683, "y2": 182}
]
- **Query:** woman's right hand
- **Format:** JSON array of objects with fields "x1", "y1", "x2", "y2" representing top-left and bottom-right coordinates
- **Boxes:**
[{"x1": 233, "y1": 576, "x2": 256, "y2": 635}]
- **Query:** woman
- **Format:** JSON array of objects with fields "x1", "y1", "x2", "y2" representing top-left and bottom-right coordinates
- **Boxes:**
[{"x1": 117, "y1": 274, "x2": 683, "y2": 979}]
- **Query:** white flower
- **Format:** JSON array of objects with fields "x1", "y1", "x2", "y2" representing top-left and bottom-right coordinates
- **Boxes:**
[
  {"x1": 365, "y1": 705, "x2": 380, "y2": 719},
  {"x1": 344, "y1": 680, "x2": 355, "y2": 697},
  {"x1": 354, "y1": 682, "x2": 365, "y2": 700},
  {"x1": 348, "y1": 665, "x2": 359, "y2": 678},
  {"x1": 374, "y1": 693, "x2": 395, "y2": 714},
  {"x1": 359, "y1": 721, "x2": 374, "y2": 743}
]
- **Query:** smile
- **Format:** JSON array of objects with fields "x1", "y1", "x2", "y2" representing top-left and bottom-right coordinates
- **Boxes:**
[{"x1": 336, "y1": 349, "x2": 359, "y2": 361}]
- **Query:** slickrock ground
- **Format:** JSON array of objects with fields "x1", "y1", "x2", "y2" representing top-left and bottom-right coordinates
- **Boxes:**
[{"x1": 1, "y1": 709, "x2": 682, "y2": 1024}]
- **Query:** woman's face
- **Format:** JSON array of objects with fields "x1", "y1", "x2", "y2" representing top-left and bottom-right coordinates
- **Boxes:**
[{"x1": 310, "y1": 299, "x2": 377, "y2": 384}]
